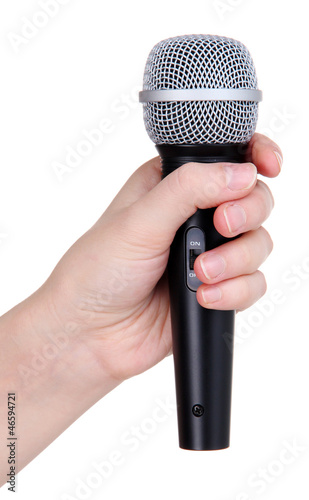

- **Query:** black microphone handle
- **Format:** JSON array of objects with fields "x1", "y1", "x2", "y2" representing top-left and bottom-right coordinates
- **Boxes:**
[{"x1": 156, "y1": 143, "x2": 249, "y2": 451}]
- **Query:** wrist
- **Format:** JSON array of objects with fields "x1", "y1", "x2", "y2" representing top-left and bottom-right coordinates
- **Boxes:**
[
  {"x1": 0, "y1": 285, "x2": 120, "y2": 474},
  {"x1": 3, "y1": 284, "x2": 118, "y2": 394}
]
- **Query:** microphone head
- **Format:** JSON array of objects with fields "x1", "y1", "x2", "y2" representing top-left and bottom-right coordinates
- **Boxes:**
[{"x1": 140, "y1": 34, "x2": 261, "y2": 145}]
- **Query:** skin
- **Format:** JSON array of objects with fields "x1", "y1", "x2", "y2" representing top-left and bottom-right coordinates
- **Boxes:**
[{"x1": 0, "y1": 133, "x2": 282, "y2": 484}]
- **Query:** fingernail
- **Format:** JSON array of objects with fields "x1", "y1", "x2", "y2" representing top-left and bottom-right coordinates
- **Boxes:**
[
  {"x1": 201, "y1": 254, "x2": 226, "y2": 280},
  {"x1": 273, "y1": 151, "x2": 283, "y2": 172},
  {"x1": 224, "y1": 163, "x2": 257, "y2": 191},
  {"x1": 202, "y1": 286, "x2": 222, "y2": 304},
  {"x1": 224, "y1": 204, "x2": 247, "y2": 233}
]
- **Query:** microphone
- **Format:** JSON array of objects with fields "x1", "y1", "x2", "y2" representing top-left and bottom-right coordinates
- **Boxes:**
[{"x1": 139, "y1": 34, "x2": 262, "y2": 450}]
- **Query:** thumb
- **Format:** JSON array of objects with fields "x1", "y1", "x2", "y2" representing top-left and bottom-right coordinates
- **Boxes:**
[{"x1": 124, "y1": 161, "x2": 257, "y2": 249}]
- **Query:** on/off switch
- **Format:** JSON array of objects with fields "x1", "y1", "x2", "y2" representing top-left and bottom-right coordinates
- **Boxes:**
[
  {"x1": 186, "y1": 227, "x2": 206, "y2": 292},
  {"x1": 189, "y1": 249, "x2": 201, "y2": 270}
]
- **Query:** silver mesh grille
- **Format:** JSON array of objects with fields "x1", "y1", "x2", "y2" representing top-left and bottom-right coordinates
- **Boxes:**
[{"x1": 142, "y1": 34, "x2": 259, "y2": 144}]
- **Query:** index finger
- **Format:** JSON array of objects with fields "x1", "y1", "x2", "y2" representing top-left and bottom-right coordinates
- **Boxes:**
[{"x1": 247, "y1": 133, "x2": 283, "y2": 178}]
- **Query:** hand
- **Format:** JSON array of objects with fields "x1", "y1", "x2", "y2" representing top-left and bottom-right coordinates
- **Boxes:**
[
  {"x1": 43, "y1": 133, "x2": 281, "y2": 384},
  {"x1": 0, "y1": 133, "x2": 282, "y2": 480}
]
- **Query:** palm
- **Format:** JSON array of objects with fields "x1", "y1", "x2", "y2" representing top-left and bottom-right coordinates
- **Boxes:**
[
  {"x1": 54, "y1": 222, "x2": 174, "y2": 382},
  {"x1": 85, "y1": 268, "x2": 172, "y2": 381}
]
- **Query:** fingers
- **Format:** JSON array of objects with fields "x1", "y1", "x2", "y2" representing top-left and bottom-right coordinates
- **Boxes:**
[
  {"x1": 194, "y1": 227, "x2": 273, "y2": 285},
  {"x1": 194, "y1": 227, "x2": 272, "y2": 311},
  {"x1": 105, "y1": 131, "x2": 282, "y2": 217},
  {"x1": 196, "y1": 270, "x2": 267, "y2": 312},
  {"x1": 214, "y1": 180, "x2": 274, "y2": 237},
  {"x1": 247, "y1": 133, "x2": 283, "y2": 177},
  {"x1": 124, "y1": 161, "x2": 257, "y2": 249}
]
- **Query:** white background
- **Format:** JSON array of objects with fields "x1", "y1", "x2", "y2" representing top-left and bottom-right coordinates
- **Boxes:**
[{"x1": 0, "y1": 1, "x2": 308, "y2": 499}]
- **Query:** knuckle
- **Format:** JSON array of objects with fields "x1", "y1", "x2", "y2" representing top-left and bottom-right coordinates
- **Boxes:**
[
  {"x1": 174, "y1": 162, "x2": 195, "y2": 192},
  {"x1": 171, "y1": 162, "x2": 229, "y2": 207},
  {"x1": 232, "y1": 276, "x2": 251, "y2": 312},
  {"x1": 256, "y1": 180, "x2": 275, "y2": 212},
  {"x1": 258, "y1": 226, "x2": 274, "y2": 255},
  {"x1": 204, "y1": 163, "x2": 227, "y2": 199},
  {"x1": 169, "y1": 165, "x2": 195, "y2": 218},
  {"x1": 168, "y1": 163, "x2": 196, "y2": 211},
  {"x1": 173, "y1": 162, "x2": 209, "y2": 209},
  {"x1": 258, "y1": 271, "x2": 267, "y2": 296},
  {"x1": 239, "y1": 239, "x2": 253, "y2": 270},
  {"x1": 241, "y1": 274, "x2": 252, "y2": 302},
  {"x1": 236, "y1": 271, "x2": 267, "y2": 311}
]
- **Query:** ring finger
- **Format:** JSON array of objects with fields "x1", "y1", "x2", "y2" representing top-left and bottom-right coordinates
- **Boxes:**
[{"x1": 194, "y1": 226, "x2": 273, "y2": 285}]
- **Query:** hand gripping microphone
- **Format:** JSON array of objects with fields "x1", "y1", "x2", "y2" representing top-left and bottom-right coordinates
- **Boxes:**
[{"x1": 139, "y1": 34, "x2": 262, "y2": 450}]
